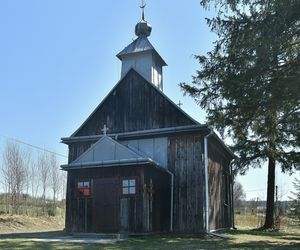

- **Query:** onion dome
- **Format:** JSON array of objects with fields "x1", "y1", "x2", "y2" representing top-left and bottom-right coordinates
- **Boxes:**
[{"x1": 135, "y1": 19, "x2": 152, "y2": 37}]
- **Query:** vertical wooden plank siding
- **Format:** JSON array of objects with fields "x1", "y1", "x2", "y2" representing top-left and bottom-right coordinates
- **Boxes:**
[
  {"x1": 208, "y1": 139, "x2": 232, "y2": 230},
  {"x1": 120, "y1": 198, "x2": 129, "y2": 232},
  {"x1": 65, "y1": 133, "x2": 232, "y2": 234},
  {"x1": 68, "y1": 142, "x2": 96, "y2": 163},
  {"x1": 73, "y1": 70, "x2": 196, "y2": 137},
  {"x1": 143, "y1": 166, "x2": 171, "y2": 232},
  {"x1": 65, "y1": 165, "x2": 170, "y2": 233},
  {"x1": 168, "y1": 134, "x2": 203, "y2": 233},
  {"x1": 65, "y1": 166, "x2": 142, "y2": 233}
]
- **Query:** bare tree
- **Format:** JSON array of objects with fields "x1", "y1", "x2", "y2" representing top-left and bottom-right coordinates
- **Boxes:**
[
  {"x1": 30, "y1": 160, "x2": 40, "y2": 200},
  {"x1": 60, "y1": 170, "x2": 67, "y2": 200},
  {"x1": 22, "y1": 149, "x2": 32, "y2": 215},
  {"x1": 1, "y1": 141, "x2": 26, "y2": 214},
  {"x1": 23, "y1": 150, "x2": 31, "y2": 193},
  {"x1": 59, "y1": 170, "x2": 67, "y2": 213},
  {"x1": 38, "y1": 152, "x2": 49, "y2": 211},
  {"x1": 1, "y1": 150, "x2": 11, "y2": 213},
  {"x1": 233, "y1": 181, "x2": 246, "y2": 209},
  {"x1": 50, "y1": 154, "x2": 61, "y2": 205}
]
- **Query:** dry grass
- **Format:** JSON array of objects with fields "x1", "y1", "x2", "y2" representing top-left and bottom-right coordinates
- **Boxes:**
[
  {"x1": 0, "y1": 214, "x2": 64, "y2": 234},
  {"x1": 235, "y1": 213, "x2": 265, "y2": 229},
  {"x1": 235, "y1": 213, "x2": 300, "y2": 232},
  {"x1": 224, "y1": 229, "x2": 300, "y2": 249}
]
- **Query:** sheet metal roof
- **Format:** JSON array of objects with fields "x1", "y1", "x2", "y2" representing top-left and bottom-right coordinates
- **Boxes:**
[
  {"x1": 116, "y1": 37, "x2": 167, "y2": 66},
  {"x1": 62, "y1": 135, "x2": 160, "y2": 170}
]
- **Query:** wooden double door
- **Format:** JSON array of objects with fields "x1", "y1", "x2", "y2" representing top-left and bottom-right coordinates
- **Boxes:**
[
  {"x1": 92, "y1": 178, "x2": 120, "y2": 232},
  {"x1": 77, "y1": 177, "x2": 141, "y2": 233}
]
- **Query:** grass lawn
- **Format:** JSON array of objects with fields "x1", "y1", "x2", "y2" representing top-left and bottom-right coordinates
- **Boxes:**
[
  {"x1": 0, "y1": 230, "x2": 299, "y2": 250},
  {"x1": 0, "y1": 214, "x2": 299, "y2": 249}
]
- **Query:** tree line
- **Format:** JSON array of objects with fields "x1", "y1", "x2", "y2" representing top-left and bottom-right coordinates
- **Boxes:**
[
  {"x1": 233, "y1": 180, "x2": 300, "y2": 228},
  {"x1": 0, "y1": 140, "x2": 66, "y2": 216}
]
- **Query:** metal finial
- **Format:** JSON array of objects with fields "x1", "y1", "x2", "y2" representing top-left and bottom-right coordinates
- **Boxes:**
[
  {"x1": 135, "y1": 0, "x2": 152, "y2": 37},
  {"x1": 140, "y1": 0, "x2": 146, "y2": 20}
]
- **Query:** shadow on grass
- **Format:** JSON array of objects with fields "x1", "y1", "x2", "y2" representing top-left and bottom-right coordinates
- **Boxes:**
[
  {"x1": 0, "y1": 240, "x2": 101, "y2": 250},
  {"x1": 0, "y1": 230, "x2": 66, "y2": 239},
  {"x1": 0, "y1": 231, "x2": 299, "y2": 250},
  {"x1": 95, "y1": 235, "x2": 300, "y2": 250},
  {"x1": 224, "y1": 229, "x2": 300, "y2": 240},
  {"x1": 109, "y1": 234, "x2": 300, "y2": 250}
]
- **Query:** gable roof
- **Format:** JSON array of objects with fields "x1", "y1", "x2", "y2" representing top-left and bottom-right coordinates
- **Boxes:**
[
  {"x1": 71, "y1": 69, "x2": 199, "y2": 137},
  {"x1": 62, "y1": 135, "x2": 157, "y2": 169},
  {"x1": 117, "y1": 37, "x2": 167, "y2": 66}
]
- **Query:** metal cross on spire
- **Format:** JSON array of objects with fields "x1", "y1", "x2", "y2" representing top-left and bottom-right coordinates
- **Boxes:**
[{"x1": 140, "y1": 0, "x2": 146, "y2": 20}]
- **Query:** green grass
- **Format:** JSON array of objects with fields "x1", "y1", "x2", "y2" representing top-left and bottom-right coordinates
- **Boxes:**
[{"x1": 0, "y1": 230, "x2": 299, "y2": 250}]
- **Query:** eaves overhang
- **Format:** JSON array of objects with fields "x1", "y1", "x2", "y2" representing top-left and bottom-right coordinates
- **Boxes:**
[
  {"x1": 61, "y1": 157, "x2": 170, "y2": 173},
  {"x1": 116, "y1": 36, "x2": 167, "y2": 66},
  {"x1": 61, "y1": 124, "x2": 235, "y2": 160},
  {"x1": 62, "y1": 124, "x2": 208, "y2": 143}
]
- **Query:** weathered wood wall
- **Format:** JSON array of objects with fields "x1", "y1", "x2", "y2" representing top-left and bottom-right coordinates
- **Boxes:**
[
  {"x1": 208, "y1": 137, "x2": 232, "y2": 230},
  {"x1": 68, "y1": 141, "x2": 96, "y2": 163},
  {"x1": 144, "y1": 166, "x2": 171, "y2": 232},
  {"x1": 65, "y1": 166, "x2": 143, "y2": 233},
  {"x1": 65, "y1": 132, "x2": 233, "y2": 233},
  {"x1": 65, "y1": 165, "x2": 170, "y2": 233},
  {"x1": 73, "y1": 69, "x2": 196, "y2": 137},
  {"x1": 168, "y1": 135, "x2": 204, "y2": 233}
]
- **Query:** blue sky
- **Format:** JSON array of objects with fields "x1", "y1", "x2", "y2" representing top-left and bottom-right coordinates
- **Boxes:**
[{"x1": 0, "y1": 0, "x2": 298, "y2": 200}]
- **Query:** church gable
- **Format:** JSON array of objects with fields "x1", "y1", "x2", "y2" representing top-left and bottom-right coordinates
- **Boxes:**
[
  {"x1": 73, "y1": 69, "x2": 198, "y2": 137},
  {"x1": 69, "y1": 135, "x2": 144, "y2": 166}
]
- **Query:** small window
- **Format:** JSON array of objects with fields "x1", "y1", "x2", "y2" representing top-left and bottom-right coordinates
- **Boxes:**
[
  {"x1": 77, "y1": 180, "x2": 91, "y2": 197},
  {"x1": 122, "y1": 179, "x2": 136, "y2": 195}
]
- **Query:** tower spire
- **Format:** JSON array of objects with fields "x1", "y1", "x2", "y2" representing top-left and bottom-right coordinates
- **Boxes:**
[
  {"x1": 140, "y1": 0, "x2": 146, "y2": 20},
  {"x1": 117, "y1": 0, "x2": 167, "y2": 91},
  {"x1": 135, "y1": 0, "x2": 152, "y2": 37}
]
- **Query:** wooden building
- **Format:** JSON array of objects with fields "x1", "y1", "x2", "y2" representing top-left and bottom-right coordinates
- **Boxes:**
[{"x1": 61, "y1": 10, "x2": 234, "y2": 234}]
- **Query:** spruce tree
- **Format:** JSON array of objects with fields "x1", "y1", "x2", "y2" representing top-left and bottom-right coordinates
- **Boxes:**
[
  {"x1": 181, "y1": 0, "x2": 300, "y2": 229},
  {"x1": 289, "y1": 178, "x2": 300, "y2": 225}
]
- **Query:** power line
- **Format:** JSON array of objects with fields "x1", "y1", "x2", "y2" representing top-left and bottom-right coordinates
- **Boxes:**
[{"x1": 0, "y1": 134, "x2": 67, "y2": 158}]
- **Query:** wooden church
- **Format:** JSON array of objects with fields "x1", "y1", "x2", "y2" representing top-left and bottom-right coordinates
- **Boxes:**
[{"x1": 61, "y1": 7, "x2": 234, "y2": 234}]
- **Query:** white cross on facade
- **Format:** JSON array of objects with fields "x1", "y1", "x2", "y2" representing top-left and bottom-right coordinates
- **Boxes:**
[{"x1": 101, "y1": 124, "x2": 109, "y2": 135}]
